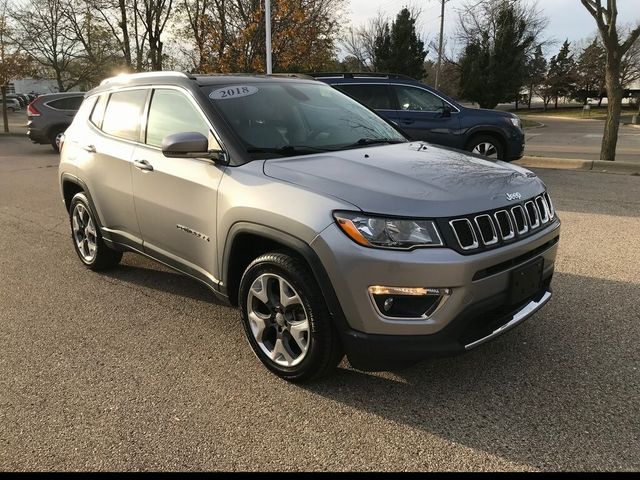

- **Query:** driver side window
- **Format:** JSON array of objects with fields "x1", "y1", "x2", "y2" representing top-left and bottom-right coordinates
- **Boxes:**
[
  {"x1": 145, "y1": 89, "x2": 218, "y2": 150},
  {"x1": 393, "y1": 85, "x2": 445, "y2": 112}
]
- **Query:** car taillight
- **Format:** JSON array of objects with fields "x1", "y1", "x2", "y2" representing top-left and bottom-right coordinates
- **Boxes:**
[{"x1": 27, "y1": 101, "x2": 41, "y2": 117}]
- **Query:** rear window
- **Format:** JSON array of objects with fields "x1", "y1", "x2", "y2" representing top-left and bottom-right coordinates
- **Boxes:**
[
  {"x1": 334, "y1": 84, "x2": 393, "y2": 110},
  {"x1": 101, "y1": 90, "x2": 148, "y2": 141},
  {"x1": 46, "y1": 96, "x2": 84, "y2": 111}
]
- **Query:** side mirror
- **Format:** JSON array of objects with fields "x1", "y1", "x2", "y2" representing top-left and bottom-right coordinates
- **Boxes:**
[
  {"x1": 162, "y1": 132, "x2": 226, "y2": 163},
  {"x1": 441, "y1": 105, "x2": 452, "y2": 118}
]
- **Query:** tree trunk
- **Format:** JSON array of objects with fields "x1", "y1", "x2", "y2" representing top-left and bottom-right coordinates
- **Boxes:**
[
  {"x1": 118, "y1": 0, "x2": 132, "y2": 68},
  {"x1": 528, "y1": 84, "x2": 533, "y2": 109},
  {"x1": 601, "y1": 58, "x2": 623, "y2": 161},
  {"x1": 598, "y1": 96, "x2": 603, "y2": 107},
  {"x1": 515, "y1": 96, "x2": 519, "y2": 110},
  {"x1": 554, "y1": 97, "x2": 558, "y2": 109},
  {"x1": 1, "y1": 85, "x2": 8, "y2": 133}
]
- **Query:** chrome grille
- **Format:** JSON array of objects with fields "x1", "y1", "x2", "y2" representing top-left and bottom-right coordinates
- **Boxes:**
[{"x1": 449, "y1": 193, "x2": 555, "y2": 252}]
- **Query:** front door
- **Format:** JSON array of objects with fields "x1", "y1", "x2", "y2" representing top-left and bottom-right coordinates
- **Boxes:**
[
  {"x1": 388, "y1": 85, "x2": 461, "y2": 147},
  {"x1": 131, "y1": 88, "x2": 225, "y2": 286}
]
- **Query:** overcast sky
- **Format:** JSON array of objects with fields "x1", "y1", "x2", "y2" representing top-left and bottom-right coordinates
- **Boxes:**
[{"x1": 345, "y1": 0, "x2": 640, "y2": 57}]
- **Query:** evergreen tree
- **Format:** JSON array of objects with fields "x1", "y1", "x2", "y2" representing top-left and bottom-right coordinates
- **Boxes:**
[
  {"x1": 373, "y1": 8, "x2": 427, "y2": 79},
  {"x1": 459, "y1": 1, "x2": 534, "y2": 109},
  {"x1": 526, "y1": 45, "x2": 547, "y2": 109},
  {"x1": 545, "y1": 40, "x2": 576, "y2": 109},
  {"x1": 573, "y1": 39, "x2": 606, "y2": 105}
]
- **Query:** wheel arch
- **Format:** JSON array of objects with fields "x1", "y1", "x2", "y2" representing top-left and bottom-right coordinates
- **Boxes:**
[{"x1": 221, "y1": 222, "x2": 349, "y2": 333}]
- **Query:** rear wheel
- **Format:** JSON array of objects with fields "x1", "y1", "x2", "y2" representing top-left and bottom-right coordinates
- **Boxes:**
[
  {"x1": 238, "y1": 252, "x2": 343, "y2": 382},
  {"x1": 467, "y1": 134, "x2": 504, "y2": 160},
  {"x1": 69, "y1": 192, "x2": 122, "y2": 270},
  {"x1": 50, "y1": 128, "x2": 65, "y2": 152}
]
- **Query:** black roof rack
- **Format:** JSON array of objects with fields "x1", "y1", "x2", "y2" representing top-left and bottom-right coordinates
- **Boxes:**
[{"x1": 307, "y1": 72, "x2": 417, "y2": 81}]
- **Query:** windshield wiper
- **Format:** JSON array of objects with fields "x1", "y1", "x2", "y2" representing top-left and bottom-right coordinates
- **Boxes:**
[
  {"x1": 343, "y1": 138, "x2": 406, "y2": 149},
  {"x1": 246, "y1": 145, "x2": 336, "y2": 157}
]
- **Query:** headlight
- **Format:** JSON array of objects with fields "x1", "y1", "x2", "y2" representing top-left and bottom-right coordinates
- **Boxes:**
[
  {"x1": 509, "y1": 116, "x2": 522, "y2": 129},
  {"x1": 334, "y1": 212, "x2": 443, "y2": 249}
]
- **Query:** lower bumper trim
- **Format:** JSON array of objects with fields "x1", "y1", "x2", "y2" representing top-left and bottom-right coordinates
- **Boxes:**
[{"x1": 464, "y1": 290, "x2": 551, "y2": 350}]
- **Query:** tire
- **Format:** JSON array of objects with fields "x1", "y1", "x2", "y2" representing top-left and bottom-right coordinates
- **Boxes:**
[
  {"x1": 467, "y1": 134, "x2": 505, "y2": 160},
  {"x1": 238, "y1": 252, "x2": 343, "y2": 382},
  {"x1": 69, "y1": 192, "x2": 122, "y2": 270},
  {"x1": 50, "y1": 128, "x2": 65, "y2": 153}
]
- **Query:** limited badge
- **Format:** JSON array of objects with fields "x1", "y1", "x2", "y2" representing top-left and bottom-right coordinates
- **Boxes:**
[{"x1": 209, "y1": 85, "x2": 258, "y2": 100}]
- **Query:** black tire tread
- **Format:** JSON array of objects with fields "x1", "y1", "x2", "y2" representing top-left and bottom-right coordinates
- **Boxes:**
[{"x1": 239, "y1": 251, "x2": 343, "y2": 382}]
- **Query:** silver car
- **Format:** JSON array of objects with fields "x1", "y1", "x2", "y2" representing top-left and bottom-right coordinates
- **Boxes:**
[{"x1": 58, "y1": 72, "x2": 560, "y2": 382}]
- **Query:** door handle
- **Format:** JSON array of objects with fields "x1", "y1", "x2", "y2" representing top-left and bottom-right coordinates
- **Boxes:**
[
  {"x1": 133, "y1": 159, "x2": 154, "y2": 172},
  {"x1": 400, "y1": 119, "x2": 415, "y2": 125},
  {"x1": 82, "y1": 144, "x2": 96, "y2": 153}
]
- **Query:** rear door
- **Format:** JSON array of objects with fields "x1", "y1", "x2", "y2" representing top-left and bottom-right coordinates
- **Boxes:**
[
  {"x1": 389, "y1": 84, "x2": 461, "y2": 146},
  {"x1": 83, "y1": 89, "x2": 148, "y2": 246},
  {"x1": 332, "y1": 83, "x2": 396, "y2": 122},
  {"x1": 131, "y1": 87, "x2": 225, "y2": 285}
]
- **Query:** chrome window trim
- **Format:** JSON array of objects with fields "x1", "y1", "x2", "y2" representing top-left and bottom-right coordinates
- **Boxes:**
[
  {"x1": 525, "y1": 200, "x2": 540, "y2": 229},
  {"x1": 493, "y1": 210, "x2": 515, "y2": 240},
  {"x1": 474, "y1": 214, "x2": 498, "y2": 246},
  {"x1": 449, "y1": 218, "x2": 479, "y2": 250},
  {"x1": 511, "y1": 205, "x2": 529, "y2": 234},
  {"x1": 85, "y1": 84, "x2": 229, "y2": 159},
  {"x1": 331, "y1": 81, "x2": 460, "y2": 113},
  {"x1": 43, "y1": 95, "x2": 85, "y2": 112}
]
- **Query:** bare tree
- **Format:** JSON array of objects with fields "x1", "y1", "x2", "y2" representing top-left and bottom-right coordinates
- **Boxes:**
[
  {"x1": 10, "y1": 0, "x2": 86, "y2": 91},
  {"x1": 1, "y1": 0, "x2": 31, "y2": 131},
  {"x1": 135, "y1": 0, "x2": 173, "y2": 70},
  {"x1": 342, "y1": 11, "x2": 388, "y2": 71},
  {"x1": 580, "y1": 0, "x2": 640, "y2": 160}
]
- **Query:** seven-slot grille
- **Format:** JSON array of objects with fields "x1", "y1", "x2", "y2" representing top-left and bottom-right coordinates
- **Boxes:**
[{"x1": 449, "y1": 193, "x2": 555, "y2": 251}]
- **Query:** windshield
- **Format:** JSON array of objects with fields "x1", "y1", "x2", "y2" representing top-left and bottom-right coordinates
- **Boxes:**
[{"x1": 204, "y1": 82, "x2": 407, "y2": 159}]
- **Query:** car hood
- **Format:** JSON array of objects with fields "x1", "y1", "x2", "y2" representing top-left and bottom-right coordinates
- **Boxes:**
[{"x1": 263, "y1": 142, "x2": 544, "y2": 217}]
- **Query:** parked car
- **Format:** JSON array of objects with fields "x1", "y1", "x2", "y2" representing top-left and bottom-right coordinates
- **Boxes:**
[
  {"x1": 312, "y1": 73, "x2": 525, "y2": 161},
  {"x1": 1, "y1": 97, "x2": 22, "y2": 112},
  {"x1": 7, "y1": 94, "x2": 26, "y2": 108},
  {"x1": 27, "y1": 92, "x2": 85, "y2": 152},
  {"x1": 59, "y1": 72, "x2": 559, "y2": 382}
]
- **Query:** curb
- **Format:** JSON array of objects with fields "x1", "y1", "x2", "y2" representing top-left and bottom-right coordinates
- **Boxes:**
[
  {"x1": 519, "y1": 115, "x2": 602, "y2": 122},
  {"x1": 515, "y1": 156, "x2": 640, "y2": 175},
  {"x1": 0, "y1": 132, "x2": 26, "y2": 138}
]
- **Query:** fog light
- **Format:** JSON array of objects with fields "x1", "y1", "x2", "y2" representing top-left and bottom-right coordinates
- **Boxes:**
[{"x1": 368, "y1": 286, "x2": 451, "y2": 319}]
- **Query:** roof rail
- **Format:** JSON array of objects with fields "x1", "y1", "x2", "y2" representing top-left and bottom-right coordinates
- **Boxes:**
[
  {"x1": 100, "y1": 71, "x2": 193, "y2": 86},
  {"x1": 307, "y1": 72, "x2": 417, "y2": 81},
  {"x1": 267, "y1": 73, "x2": 315, "y2": 80}
]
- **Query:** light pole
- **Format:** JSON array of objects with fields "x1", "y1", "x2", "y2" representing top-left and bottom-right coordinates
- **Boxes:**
[
  {"x1": 265, "y1": 0, "x2": 272, "y2": 74},
  {"x1": 434, "y1": 0, "x2": 449, "y2": 90}
]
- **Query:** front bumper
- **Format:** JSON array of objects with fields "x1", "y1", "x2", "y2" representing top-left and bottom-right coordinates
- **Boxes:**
[{"x1": 311, "y1": 219, "x2": 560, "y2": 369}]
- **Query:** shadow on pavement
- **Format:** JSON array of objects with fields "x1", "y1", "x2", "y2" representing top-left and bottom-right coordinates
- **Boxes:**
[{"x1": 303, "y1": 271, "x2": 639, "y2": 470}]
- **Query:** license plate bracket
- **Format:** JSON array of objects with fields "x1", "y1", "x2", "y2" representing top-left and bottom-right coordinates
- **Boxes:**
[{"x1": 509, "y1": 258, "x2": 544, "y2": 305}]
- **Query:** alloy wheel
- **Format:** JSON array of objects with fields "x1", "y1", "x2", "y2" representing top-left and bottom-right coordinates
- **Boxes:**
[
  {"x1": 72, "y1": 203, "x2": 97, "y2": 262},
  {"x1": 471, "y1": 142, "x2": 499, "y2": 158},
  {"x1": 246, "y1": 273, "x2": 310, "y2": 367}
]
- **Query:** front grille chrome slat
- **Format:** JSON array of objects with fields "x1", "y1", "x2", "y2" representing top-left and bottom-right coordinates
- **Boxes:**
[
  {"x1": 524, "y1": 201, "x2": 540, "y2": 229},
  {"x1": 511, "y1": 205, "x2": 529, "y2": 235},
  {"x1": 535, "y1": 196, "x2": 549, "y2": 224},
  {"x1": 449, "y1": 218, "x2": 479, "y2": 250},
  {"x1": 474, "y1": 214, "x2": 498, "y2": 246},
  {"x1": 494, "y1": 210, "x2": 515, "y2": 240}
]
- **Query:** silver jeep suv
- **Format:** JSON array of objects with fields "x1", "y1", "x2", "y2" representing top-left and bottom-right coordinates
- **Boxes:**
[{"x1": 59, "y1": 72, "x2": 560, "y2": 382}]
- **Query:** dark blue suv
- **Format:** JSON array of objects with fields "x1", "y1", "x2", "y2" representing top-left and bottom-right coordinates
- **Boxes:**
[{"x1": 312, "y1": 73, "x2": 525, "y2": 161}]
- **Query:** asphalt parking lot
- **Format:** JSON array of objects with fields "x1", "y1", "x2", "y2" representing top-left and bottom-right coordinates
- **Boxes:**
[
  {"x1": 524, "y1": 116, "x2": 640, "y2": 162},
  {"x1": 1, "y1": 135, "x2": 638, "y2": 471}
]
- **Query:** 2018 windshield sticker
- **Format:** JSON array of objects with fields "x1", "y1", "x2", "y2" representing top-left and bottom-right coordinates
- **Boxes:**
[{"x1": 210, "y1": 85, "x2": 258, "y2": 100}]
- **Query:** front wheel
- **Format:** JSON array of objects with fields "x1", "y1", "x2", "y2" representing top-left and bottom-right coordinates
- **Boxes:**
[
  {"x1": 467, "y1": 135, "x2": 504, "y2": 160},
  {"x1": 69, "y1": 192, "x2": 122, "y2": 270},
  {"x1": 238, "y1": 252, "x2": 343, "y2": 382}
]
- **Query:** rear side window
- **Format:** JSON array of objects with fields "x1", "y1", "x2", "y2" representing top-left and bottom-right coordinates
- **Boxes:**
[
  {"x1": 334, "y1": 84, "x2": 393, "y2": 110},
  {"x1": 101, "y1": 90, "x2": 148, "y2": 141},
  {"x1": 392, "y1": 85, "x2": 445, "y2": 112},
  {"x1": 145, "y1": 89, "x2": 213, "y2": 149},
  {"x1": 46, "y1": 96, "x2": 84, "y2": 111},
  {"x1": 90, "y1": 94, "x2": 107, "y2": 128}
]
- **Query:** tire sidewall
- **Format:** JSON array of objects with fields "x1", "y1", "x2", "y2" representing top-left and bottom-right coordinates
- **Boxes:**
[
  {"x1": 468, "y1": 135, "x2": 504, "y2": 160},
  {"x1": 69, "y1": 192, "x2": 99, "y2": 267},
  {"x1": 239, "y1": 257, "x2": 326, "y2": 380}
]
